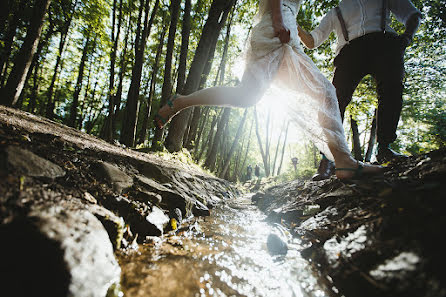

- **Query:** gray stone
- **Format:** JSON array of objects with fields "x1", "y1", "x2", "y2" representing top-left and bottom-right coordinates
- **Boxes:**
[
  {"x1": 0, "y1": 204, "x2": 121, "y2": 297},
  {"x1": 91, "y1": 161, "x2": 133, "y2": 193},
  {"x1": 0, "y1": 145, "x2": 65, "y2": 178},
  {"x1": 145, "y1": 206, "x2": 169, "y2": 234}
]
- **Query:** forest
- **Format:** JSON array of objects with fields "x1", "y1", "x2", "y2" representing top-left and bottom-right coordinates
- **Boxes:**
[{"x1": 0, "y1": 0, "x2": 445, "y2": 182}]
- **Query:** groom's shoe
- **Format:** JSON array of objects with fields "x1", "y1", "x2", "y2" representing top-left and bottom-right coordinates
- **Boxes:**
[
  {"x1": 376, "y1": 144, "x2": 408, "y2": 163},
  {"x1": 312, "y1": 158, "x2": 335, "y2": 181}
]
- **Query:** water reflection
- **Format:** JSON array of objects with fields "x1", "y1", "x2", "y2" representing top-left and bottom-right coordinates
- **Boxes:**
[{"x1": 117, "y1": 195, "x2": 331, "y2": 297}]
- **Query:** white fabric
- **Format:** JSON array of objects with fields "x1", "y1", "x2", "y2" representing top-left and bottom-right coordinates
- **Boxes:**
[
  {"x1": 245, "y1": 0, "x2": 351, "y2": 161},
  {"x1": 310, "y1": 0, "x2": 421, "y2": 56}
]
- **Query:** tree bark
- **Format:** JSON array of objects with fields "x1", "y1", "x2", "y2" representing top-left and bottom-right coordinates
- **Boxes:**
[
  {"x1": 151, "y1": 0, "x2": 181, "y2": 146},
  {"x1": 120, "y1": 0, "x2": 159, "y2": 147},
  {"x1": 277, "y1": 121, "x2": 290, "y2": 175},
  {"x1": 44, "y1": 0, "x2": 77, "y2": 119},
  {"x1": 219, "y1": 109, "x2": 248, "y2": 178},
  {"x1": 0, "y1": 0, "x2": 26, "y2": 87},
  {"x1": 238, "y1": 118, "x2": 254, "y2": 180},
  {"x1": 365, "y1": 110, "x2": 377, "y2": 162},
  {"x1": 271, "y1": 122, "x2": 285, "y2": 176},
  {"x1": 254, "y1": 107, "x2": 271, "y2": 176},
  {"x1": 204, "y1": 107, "x2": 231, "y2": 171},
  {"x1": 164, "y1": 0, "x2": 236, "y2": 152},
  {"x1": 351, "y1": 116, "x2": 363, "y2": 161},
  {"x1": 0, "y1": 0, "x2": 51, "y2": 107},
  {"x1": 68, "y1": 33, "x2": 91, "y2": 127},
  {"x1": 138, "y1": 27, "x2": 166, "y2": 145},
  {"x1": 101, "y1": 0, "x2": 123, "y2": 142},
  {"x1": 196, "y1": 110, "x2": 219, "y2": 161},
  {"x1": 176, "y1": 0, "x2": 191, "y2": 93}
]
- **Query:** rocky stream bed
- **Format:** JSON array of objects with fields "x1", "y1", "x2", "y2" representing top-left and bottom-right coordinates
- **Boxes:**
[{"x1": 0, "y1": 105, "x2": 445, "y2": 297}]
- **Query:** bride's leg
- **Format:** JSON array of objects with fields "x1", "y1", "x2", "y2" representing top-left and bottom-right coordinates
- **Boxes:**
[{"x1": 157, "y1": 70, "x2": 265, "y2": 123}]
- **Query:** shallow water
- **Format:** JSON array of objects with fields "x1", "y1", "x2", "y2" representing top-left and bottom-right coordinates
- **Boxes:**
[{"x1": 117, "y1": 195, "x2": 332, "y2": 297}]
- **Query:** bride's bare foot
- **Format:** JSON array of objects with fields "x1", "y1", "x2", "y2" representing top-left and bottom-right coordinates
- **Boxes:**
[
  {"x1": 334, "y1": 159, "x2": 385, "y2": 180},
  {"x1": 154, "y1": 94, "x2": 181, "y2": 129}
]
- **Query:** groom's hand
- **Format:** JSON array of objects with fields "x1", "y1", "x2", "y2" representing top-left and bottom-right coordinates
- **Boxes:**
[{"x1": 273, "y1": 21, "x2": 291, "y2": 43}]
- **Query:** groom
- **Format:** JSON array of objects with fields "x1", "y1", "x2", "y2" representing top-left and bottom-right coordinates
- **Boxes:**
[{"x1": 298, "y1": 0, "x2": 422, "y2": 180}]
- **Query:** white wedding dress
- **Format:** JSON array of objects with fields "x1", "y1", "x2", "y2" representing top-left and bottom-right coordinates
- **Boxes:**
[{"x1": 245, "y1": 0, "x2": 351, "y2": 161}]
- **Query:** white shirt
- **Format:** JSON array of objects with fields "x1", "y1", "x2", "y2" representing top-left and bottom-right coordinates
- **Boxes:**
[{"x1": 310, "y1": 0, "x2": 421, "y2": 56}]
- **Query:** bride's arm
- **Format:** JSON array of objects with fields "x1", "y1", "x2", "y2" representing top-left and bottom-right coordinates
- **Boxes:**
[
  {"x1": 270, "y1": 0, "x2": 290, "y2": 43},
  {"x1": 298, "y1": 25, "x2": 315, "y2": 48}
]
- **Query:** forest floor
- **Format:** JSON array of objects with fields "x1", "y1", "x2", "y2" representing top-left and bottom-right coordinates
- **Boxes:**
[{"x1": 0, "y1": 105, "x2": 445, "y2": 297}]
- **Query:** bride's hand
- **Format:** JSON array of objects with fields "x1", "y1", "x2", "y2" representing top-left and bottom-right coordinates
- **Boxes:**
[{"x1": 273, "y1": 20, "x2": 291, "y2": 43}]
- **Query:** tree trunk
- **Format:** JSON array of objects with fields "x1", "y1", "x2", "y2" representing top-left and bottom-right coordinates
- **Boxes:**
[
  {"x1": 137, "y1": 27, "x2": 166, "y2": 145},
  {"x1": 365, "y1": 110, "x2": 377, "y2": 162},
  {"x1": 120, "y1": 0, "x2": 159, "y2": 147},
  {"x1": 192, "y1": 107, "x2": 210, "y2": 153},
  {"x1": 196, "y1": 110, "x2": 219, "y2": 161},
  {"x1": 44, "y1": 0, "x2": 77, "y2": 119},
  {"x1": 219, "y1": 109, "x2": 248, "y2": 178},
  {"x1": 164, "y1": 0, "x2": 236, "y2": 152},
  {"x1": 204, "y1": 107, "x2": 231, "y2": 171},
  {"x1": 351, "y1": 116, "x2": 363, "y2": 161},
  {"x1": 238, "y1": 118, "x2": 254, "y2": 181},
  {"x1": 0, "y1": 0, "x2": 51, "y2": 107},
  {"x1": 254, "y1": 107, "x2": 271, "y2": 176},
  {"x1": 151, "y1": 0, "x2": 181, "y2": 146},
  {"x1": 176, "y1": 0, "x2": 191, "y2": 93},
  {"x1": 101, "y1": 0, "x2": 123, "y2": 142},
  {"x1": 271, "y1": 122, "x2": 285, "y2": 176},
  {"x1": 0, "y1": 0, "x2": 26, "y2": 87},
  {"x1": 277, "y1": 121, "x2": 290, "y2": 175},
  {"x1": 68, "y1": 33, "x2": 91, "y2": 127}
]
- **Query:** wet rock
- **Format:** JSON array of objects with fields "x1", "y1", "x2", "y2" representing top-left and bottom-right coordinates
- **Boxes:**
[
  {"x1": 146, "y1": 206, "x2": 170, "y2": 233},
  {"x1": 91, "y1": 161, "x2": 133, "y2": 193},
  {"x1": 0, "y1": 145, "x2": 65, "y2": 178},
  {"x1": 0, "y1": 204, "x2": 121, "y2": 297},
  {"x1": 87, "y1": 204, "x2": 125, "y2": 250},
  {"x1": 266, "y1": 233, "x2": 288, "y2": 255},
  {"x1": 192, "y1": 200, "x2": 210, "y2": 217}
]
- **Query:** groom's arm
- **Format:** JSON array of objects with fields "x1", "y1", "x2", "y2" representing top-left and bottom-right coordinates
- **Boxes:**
[
  {"x1": 298, "y1": 9, "x2": 336, "y2": 49},
  {"x1": 298, "y1": 25, "x2": 314, "y2": 48}
]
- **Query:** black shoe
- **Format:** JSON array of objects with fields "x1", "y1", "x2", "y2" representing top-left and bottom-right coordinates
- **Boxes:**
[
  {"x1": 312, "y1": 158, "x2": 335, "y2": 181},
  {"x1": 376, "y1": 145, "x2": 408, "y2": 163}
]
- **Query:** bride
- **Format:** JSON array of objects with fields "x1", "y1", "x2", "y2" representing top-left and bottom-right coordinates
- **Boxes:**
[{"x1": 155, "y1": 0, "x2": 384, "y2": 180}]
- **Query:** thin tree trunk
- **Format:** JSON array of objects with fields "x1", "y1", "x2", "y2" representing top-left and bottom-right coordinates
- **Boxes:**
[
  {"x1": 205, "y1": 107, "x2": 231, "y2": 171},
  {"x1": 0, "y1": 0, "x2": 26, "y2": 87},
  {"x1": 277, "y1": 121, "x2": 290, "y2": 175},
  {"x1": 120, "y1": 0, "x2": 159, "y2": 147},
  {"x1": 177, "y1": 0, "x2": 191, "y2": 93},
  {"x1": 44, "y1": 0, "x2": 78, "y2": 118},
  {"x1": 138, "y1": 27, "x2": 166, "y2": 145},
  {"x1": 164, "y1": 0, "x2": 236, "y2": 152},
  {"x1": 102, "y1": 0, "x2": 123, "y2": 141},
  {"x1": 351, "y1": 116, "x2": 363, "y2": 161},
  {"x1": 238, "y1": 118, "x2": 254, "y2": 180},
  {"x1": 254, "y1": 107, "x2": 270, "y2": 176},
  {"x1": 192, "y1": 106, "x2": 210, "y2": 154},
  {"x1": 68, "y1": 33, "x2": 91, "y2": 127},
  {"x1": 196, "y1": 110, "x2": 220, "y2": 161},
  {"x1": 152, "y1": 0, "x2": 181, "y2": 146},
  {"x1": 365, "y1": 110, "x2": 377, "y2": 162},
  {"x1": 0, "y1": 0, "x2": 51, "y2": 106},
  {"x1": 219, "y1": 109, "x2": 248, "y2": 178},
  {"x1": 272, "y1": 122, "x2": 285, "y2": 176}
]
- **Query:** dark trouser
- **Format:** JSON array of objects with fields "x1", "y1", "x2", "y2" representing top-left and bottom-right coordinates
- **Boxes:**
[{"x1": 332, "y1": 32, "x2": 406, "y2": 145}]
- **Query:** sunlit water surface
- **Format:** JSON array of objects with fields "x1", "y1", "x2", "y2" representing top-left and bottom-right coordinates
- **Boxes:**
[{"x1": 117, "y1": 195, "x2": 331, "y2": 297}]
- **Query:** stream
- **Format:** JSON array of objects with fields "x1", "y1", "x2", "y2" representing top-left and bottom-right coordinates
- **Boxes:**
[{"x1": 117, "y1": 195, "x2": 333, "y2": 297}]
